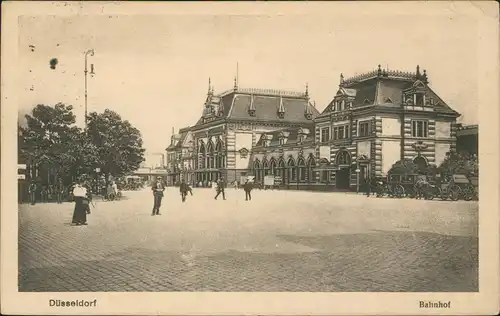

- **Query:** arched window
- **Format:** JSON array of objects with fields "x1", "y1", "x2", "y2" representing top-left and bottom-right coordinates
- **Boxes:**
[
  {"x1": 199, "y1": 142, "x2": 206, "y2": 168},
  {"x1": 262, "y1": 159, "x2": 269, "y2": 176},
  {"x1": 278, "y1": 158, "x2": 286, "y2": 184},
  {"x1": 297, "y1": 157, "x2": 306, "y2": 182},
  {"x1": 307, "y1": 156, "x2": 316, "y2": 183},
  {"x1": 215, "y1": 140, "x2": 224, "y2": 168},
  {"x1": 253, "y1": 159, "x2": 261, "y2": 182},
  {"x1": 207, "y1": 141, "x2": 214, "y2": 168},
  {"x1": 288, "y1": 158, "x2": 296, "y2": 182},
  {"x1": 269, "y1": 158, "x2": 277, "y2": 176},
  {"x1": 413, "y1": 156, "x2": 428, "y2": 171},
  {"x1": 336, "y1": 150, "x2": 351, "y2": 165}
]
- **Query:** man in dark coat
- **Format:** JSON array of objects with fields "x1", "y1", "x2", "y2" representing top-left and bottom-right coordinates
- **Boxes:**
[
  {"x1": 151, "y1": 176, "x2": 166, "y2": 215},
  {"x1": 214, "y1": 177, "x2": 226, "y2": 200},
  {"x1": 243, "y1": 179, "x2": 253, "y2": 201},
  {"x1": 179, "y1": 179, "x2": 189, "y2": 202}
]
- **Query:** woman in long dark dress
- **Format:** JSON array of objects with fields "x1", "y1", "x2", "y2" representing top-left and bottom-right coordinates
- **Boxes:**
[{"x1": 71, "y1": 181, "x2": 88, "y2": 225}]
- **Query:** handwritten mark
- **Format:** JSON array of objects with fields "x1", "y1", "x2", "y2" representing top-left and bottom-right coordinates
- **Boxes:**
[{"x1": 29, "y1": 45, "x2": 35, "y2": 52}]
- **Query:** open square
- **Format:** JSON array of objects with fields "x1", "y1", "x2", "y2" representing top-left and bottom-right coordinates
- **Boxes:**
[{"x1": 19, "y1": 189, "x2": 478, "y2": 292}]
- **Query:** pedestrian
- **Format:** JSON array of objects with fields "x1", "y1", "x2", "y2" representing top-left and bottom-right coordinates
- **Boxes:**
[
  {"x1": 243, "y1": 179, "x2": 253, "y2": 201},
  {"x1": 151, "y1": 176, "x2": 165, "y2": 215},
  {"x1": 214, "y1": 177, "x2": 226, "y2": 200},
  {"x1": 179, "y1": 179, "x2": 189, "y2": 202},
  {"x1": 71, "y1": 180, "x2": 89, "y2": 226},
  {"x1": 40, "y1": 185, "x2": 48, "y2": 203},
  {"x1": 28, "y1": 181, "x2": 37, "y2": 205},
  {"x1": 365, "y1": 175, "x2": 372, "y2": 197},
  {"x1": 56, "y1": 179, "x2": 64, "y2": 204},
  {"x1": 187, "y1": 183, "x2": 193, "y2": 196}
]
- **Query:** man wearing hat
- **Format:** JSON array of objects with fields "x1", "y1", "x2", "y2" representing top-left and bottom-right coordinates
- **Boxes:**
[{"x1": 151, "y1": 176, "x2": 166, "y2": 215}]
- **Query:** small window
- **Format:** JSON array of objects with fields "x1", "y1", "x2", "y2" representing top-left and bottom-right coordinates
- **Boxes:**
[
  {"x1": 333, "y1": 125, "x2": 349, "y2": 140},
  {"x1": 278, "y1": 112, "x2": 285, "y2": 119},
  {"x1": 363, "y1": 99, "x2": 371, "y2": 105},
  {"x1": 320, "y1": 127, "x2": 331, "y2": 143},
  {"x1": 416, "y1": 94, "x2": 424, "y2": 106},
  {"x1": 279, "y1": 138, "x2": 285, "y2": 145},
  {"x1": 411, "y1": 120, "x2": 429, "y2": 138},
  {"x1": 359, "y1": 121, "x2": 370, "y2": 137},
  {"x1": 248, "y1": 109, "x2": 256, "y2": 117}
]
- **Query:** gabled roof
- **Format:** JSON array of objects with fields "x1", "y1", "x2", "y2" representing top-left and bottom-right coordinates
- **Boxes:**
[{"x1": 319, "y1": 66, "x2": 460, "y2": 117}]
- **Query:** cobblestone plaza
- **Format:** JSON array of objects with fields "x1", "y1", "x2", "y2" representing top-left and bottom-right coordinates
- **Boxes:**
[{"x1": 19, "y1": 189, "x2": 478, "y2": 292}]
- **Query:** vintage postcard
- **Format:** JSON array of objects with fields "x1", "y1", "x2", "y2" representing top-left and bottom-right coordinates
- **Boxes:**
[{"x1": 1, "y1": 1, "x2": 499, "y2": 315}]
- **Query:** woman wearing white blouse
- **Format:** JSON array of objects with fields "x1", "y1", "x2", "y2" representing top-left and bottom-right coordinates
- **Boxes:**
[{"x1": 71, "y1": 181, "x2": 88, "y2": 225}]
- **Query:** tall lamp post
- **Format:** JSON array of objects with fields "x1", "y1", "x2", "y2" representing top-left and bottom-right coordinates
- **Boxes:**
[{"x1": 84, "y1": 49, "x2": 95, "y2": 130}]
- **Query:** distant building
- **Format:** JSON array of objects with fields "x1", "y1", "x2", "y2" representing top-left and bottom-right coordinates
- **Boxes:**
[{"x1": 165, "y1": 127, "x2": 195, "y2": 185}]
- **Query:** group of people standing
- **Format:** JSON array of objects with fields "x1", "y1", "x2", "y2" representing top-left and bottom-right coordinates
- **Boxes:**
[{"x1": 28, "y1": 180, "x2": 66, "y2": 205}]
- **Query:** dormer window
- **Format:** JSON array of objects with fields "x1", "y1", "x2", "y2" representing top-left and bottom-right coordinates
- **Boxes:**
[
  {"x1": 248, "y1": 94, "x2": 256, "y2": 116},
  {"x1": 363, "y1": 99, "x2": 371, "y2": 105},
  {"x1": 278, "y1": 95, "x2": 285, "y2": 118},
  {"x1": 384, "y1": 97, "x2": 393, "y2": 104},
  {"x1": 279, "y1": 138, "x2": 285, "y2": 145}
]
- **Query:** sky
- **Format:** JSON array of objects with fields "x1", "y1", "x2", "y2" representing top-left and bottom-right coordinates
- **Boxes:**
[{"x1": 17, "y1": 11, "x2": 479, "y2": 155}]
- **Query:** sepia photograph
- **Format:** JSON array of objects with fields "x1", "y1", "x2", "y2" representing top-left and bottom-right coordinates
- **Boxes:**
[{"x1": 1, "y1": 1, "x2": 499, "y2": 315}]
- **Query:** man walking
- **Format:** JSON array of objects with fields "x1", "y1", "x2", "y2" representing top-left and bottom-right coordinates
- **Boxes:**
[
  {"x1": 151, "y1": 176, "x2": 165, "y2": 215},
  {"x1": 179, "y1": 179, "x2": 189, "y2": 202},
  {"x1": 243, "y1": 179, "x2": 253, "y2": 201},
  {"x1": 214, "y1": 177, "x2": 226, "y2": 200}
]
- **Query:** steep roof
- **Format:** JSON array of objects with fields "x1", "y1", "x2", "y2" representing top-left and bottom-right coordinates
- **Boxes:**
[
  {"x1": 195, "y1": 87, "x2": 320, "y2": 126},
  {"x1": 319, "y1": 66, "x2": 460, "y2": 117}
]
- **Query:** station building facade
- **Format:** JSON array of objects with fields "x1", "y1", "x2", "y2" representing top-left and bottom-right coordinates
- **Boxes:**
[
  {"x1": 250, "y1": 65, "x2": 461, "y2": 190},
  {"x1": 168, "y1": 65, "x2": 462, "y2": 190},
  {"x1": 310, "y1": 65, "x2": 461, "y2": 190}
]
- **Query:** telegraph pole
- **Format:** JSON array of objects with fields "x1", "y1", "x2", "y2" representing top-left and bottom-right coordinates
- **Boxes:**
[{"x1": 84, "y1": 49, "x2": 95, "y2": 130}]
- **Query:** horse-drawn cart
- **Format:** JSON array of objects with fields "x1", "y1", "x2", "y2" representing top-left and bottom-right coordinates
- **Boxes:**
[{"x1": 437, "y1": 174, "x2": 473, "y2": 201}]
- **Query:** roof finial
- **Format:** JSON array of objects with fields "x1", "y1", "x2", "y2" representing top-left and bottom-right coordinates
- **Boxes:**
[
  {"x1": 208, "y1": 77, "x2": 211, "y2": 93},
  {"x1": 416, "y1": 65, "x2": 421, "y2": 77},
  {"x1": 339, "y1": 73, "x2": 344, "y2": 86},
  {"x1": 305, "y1": 82, "x2": 309, "y2": 98},
  {"x1": 377, "y1": 64, "x2": 382, "y2": 77},
  {"x1": 422, "y1": 69, "x2": 428, "y2": 83},
  {"x1": 172, "y1": 127, "x2": 175, "y2": 135},
  {"x1": 233, "y1": 76, "x2": 238, "y2": 91}
]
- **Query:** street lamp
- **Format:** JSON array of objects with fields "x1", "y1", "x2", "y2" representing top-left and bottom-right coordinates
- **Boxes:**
[{"x1": 84, "y1": 49, "x2": 95, "y2": 130}]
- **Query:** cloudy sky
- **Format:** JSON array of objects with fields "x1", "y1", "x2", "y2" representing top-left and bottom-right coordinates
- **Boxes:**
[{"x1": 18, "y1": 7, "x2": 479, "y2": 154}]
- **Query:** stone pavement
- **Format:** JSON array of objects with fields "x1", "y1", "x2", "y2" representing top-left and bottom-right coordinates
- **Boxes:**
[{"x1": 18, "y1": 187, "x2": 478, "y2": 292}]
